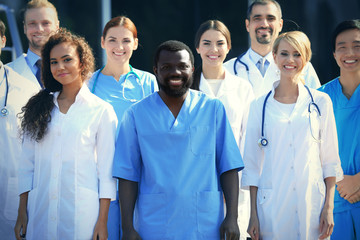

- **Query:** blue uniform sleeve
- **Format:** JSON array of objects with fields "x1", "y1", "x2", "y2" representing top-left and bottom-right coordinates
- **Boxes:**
[
  {"x1": 215, "y1": 100, "x2": 244, "y2": 175},
  {"x1": 112, "y1": 108, "x2": 142, "y2": 182}
]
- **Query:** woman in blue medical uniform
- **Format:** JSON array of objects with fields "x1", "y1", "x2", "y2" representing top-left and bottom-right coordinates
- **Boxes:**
[
  {"x1": 87, "y1": 16, "x2": 158, "y2": 239},
  {"x1": 242, "y1": 31, "x2": 343, "y2": 240},
  {"x1": 14, "y1": 28, "x2": 117, "y2": 240},
  {"x1": 191, "y1": 19, "x2": 254, "y2": 240}
]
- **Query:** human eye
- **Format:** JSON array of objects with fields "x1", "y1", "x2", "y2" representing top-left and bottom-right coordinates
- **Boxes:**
[
  {"x1": 160, "y1": 65, "x2": 169, "y2": 71},
  {"x1": 179, "y1": 63, "x2": 190, "y2": 70},
  {"x1": 267, "y1": 16, "x2": 276, "y2": 22},
  {"x1": 123, "y1": 38, "x2": 131, "y2": 43},
  {"x1": 64, "y1": 57, "x2": 72, "y2": 63},
  {"x1": 294, "y1": 53, "x2": 301, "y2": 57},
  {"x1": 280, "y1": 52, "x2": 288, "y2": 56},
  {"x1": 50, "y1": 60, "x2": 57, "y2": 65}
]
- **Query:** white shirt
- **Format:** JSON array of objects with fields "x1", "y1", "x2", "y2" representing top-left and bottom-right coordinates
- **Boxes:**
[
  {"x1": 199, "y1": 69, "x2": 254, "y2": 240},
  {"x1": 223, "y1": 48, "x2": 321, "y2": 98},
  {"x1": 242, "y1": 81, "x2": 343, "y2": 239},
  {"x1": 19, "y1": 85, "x2": 117, "y2": 239},
  {"x1": 0, "y1": 64, "x2": 38, "y2": 238}
]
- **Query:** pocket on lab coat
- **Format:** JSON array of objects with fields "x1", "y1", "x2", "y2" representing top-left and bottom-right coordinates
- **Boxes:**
[
  {"x1": 197, "y1": 191, "x2": 223, "y2": 237},
  {"x1": 4, "y1": 177, "x2": 18, "y2": 220},
  {"x1": 189, "y1": 126, "x2": 213, "y2": 156},
  {"x1": 257, "y1": 189, "x2": 273, "y2": 236},
  {"x1": 76, "y1": 187, "x2": 99, "y2": 239},
  {"x1": 137, "y1": 193, "x2": 167, "y2": 239}
]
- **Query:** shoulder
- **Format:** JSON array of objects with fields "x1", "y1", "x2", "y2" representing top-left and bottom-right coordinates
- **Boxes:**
[
  {"x1": 6, "y1": 54, "x2": 27, "y2": 68},
  {"x1": 307, "y1": 86, "x2": 333, "y2": 106},
  {"x1": 317, "y1": 77, "x2": 339, "y2": 94},
  {"x1": 132, "y1": 67, "x2": 156, "y2": 81},
  {"x1": 6, "y1": 66, "x2": 38, "y2": 89}
]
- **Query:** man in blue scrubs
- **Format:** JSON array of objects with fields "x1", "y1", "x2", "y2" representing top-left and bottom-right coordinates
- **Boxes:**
[
  {"x1": 113, "y1": 40, "x2": 244, "y2": 240},
  {"x1": 318, "y1": 19, "x2": 360, "y2": 240}
]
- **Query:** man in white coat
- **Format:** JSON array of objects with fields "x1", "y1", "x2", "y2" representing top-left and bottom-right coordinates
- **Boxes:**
[
  {"x1": 224, "y1": 0, "x2": 320, "y2": 97},
  {"x1": 7, "y1": 0, "x2": 59, "y2": 90},
  {"x1": 0, "y1": 20, "x2": 39, "y2": 239}
]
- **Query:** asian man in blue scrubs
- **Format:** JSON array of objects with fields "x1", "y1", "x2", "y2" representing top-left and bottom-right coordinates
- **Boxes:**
[
  {"x1": 113, "y1": 40, "x2": 244, "y2": 240},
  {"x1": 318, "y1": 19, "x2": 360, "y2": 240}
]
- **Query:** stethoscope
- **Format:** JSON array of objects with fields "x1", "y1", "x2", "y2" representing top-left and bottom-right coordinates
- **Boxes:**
[
  {"x1": 233, "y1": 52, "x2": 249, "y2": 76},
  {"x1": 91, "y1": 64, "x2": 145, "y2": 102},
  {"x1": 1, "y1": 66, "x2": 9, "y2": 117},
  {"x1": 258, "y1": 85, "x2": 321, "y2": 147}
]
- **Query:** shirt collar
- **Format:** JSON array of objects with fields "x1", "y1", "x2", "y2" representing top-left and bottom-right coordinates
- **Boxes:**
[
  {"x1": 26, "y1": 48, "x2": 41, "y2": 68},
  {"x1": 249, "y1": 48, "x2": 273, "y2": 65},
  {"x1": 53, "y1": 83, "x2": 90, "y2": 108}
]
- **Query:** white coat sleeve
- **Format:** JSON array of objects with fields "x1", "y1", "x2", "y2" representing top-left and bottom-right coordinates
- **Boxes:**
[
  {"x1": 241, "y1": 99, "x2": 264, "y2": 188},
  {"x1": 18, "y1": 135, "x2": 35, "y2": 194},
  {"x1": 96, "y1": 104, "x2": 118, "y2": 199},
  {"x1": 239, "y1": 86, "x2": 255, "y2": 155},
  {"x1": 319, "y1": 94, "x2": 343, "y2": 182}
]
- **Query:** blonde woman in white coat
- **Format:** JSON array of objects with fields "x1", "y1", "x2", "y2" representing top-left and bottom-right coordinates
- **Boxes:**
[
  {"x1": 191, "y1": 19, "x2": 254, "y2": 240},
  {"x1": 243, "y1": 31, "x2": 343, "y2": 240}
]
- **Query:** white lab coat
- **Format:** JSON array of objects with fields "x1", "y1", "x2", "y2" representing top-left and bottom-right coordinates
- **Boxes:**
[
  {"x1": 19, "y1": 85, "x2": 117, "y2": 240},
  {"x1": 199, "y1": 69, "x2": 254, "y2": 240},
  {"x1": 6, "y1": 54, "x2": 42, "y2": 90},
  {"x1": 0, "y1": 65, "x2": 38, "y2": 238},
  {"x1": 223, "y1": 49, "x2": 321, "y2": 98},
  {"x1": 242, "y1": 81, "x2": 343, "y2": 240}
]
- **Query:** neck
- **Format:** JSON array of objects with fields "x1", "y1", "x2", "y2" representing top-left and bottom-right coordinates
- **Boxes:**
[
  {"x1": 339, "y1": 70, "x2": 360, "y2": 99},
  {"x1": 58, "y1": 80, "x2": 83, "y2": 101},
  {"x1": 202, "y1": 64, "x2": 225, "y2": 79},
  {"x1": 102, "y1": 61, "x2": 131, "y2": 81},
  {"x1": 274, "y1": 75, "x2": 299, "y2": 103},
  {"x1": 29, "y1": 46, "x2": 41, "y2": 57},
  {"x1": 158, "y1": 90, "x2": 188, "y2": 118},
  {"x1": 251, "y1": 42, "x2": 272, "y2": 57}
]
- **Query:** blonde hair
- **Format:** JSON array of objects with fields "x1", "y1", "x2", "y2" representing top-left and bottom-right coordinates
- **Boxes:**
[{"x1": 24, "y1": 0, "x2": 59, "y2": 21}]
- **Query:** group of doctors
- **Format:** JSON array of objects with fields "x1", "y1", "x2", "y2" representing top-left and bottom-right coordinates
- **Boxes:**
[{"x1": 0, "y1": 0, "x2": 359, "y2": 239}]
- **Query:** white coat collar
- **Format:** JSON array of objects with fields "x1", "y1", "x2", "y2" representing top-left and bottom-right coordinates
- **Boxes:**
[
  {"x1": 53, "y1": 83, "x2": 90, "y2": 108},
  {"x1": 199, "y1": 68, "x2": 234, "y2": 98}
]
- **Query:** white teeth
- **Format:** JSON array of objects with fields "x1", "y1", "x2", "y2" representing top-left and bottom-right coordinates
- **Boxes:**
[
  {"x1": 344, "y1": 60, "x2": 356, "y2": 63},
  {"x1": 208, "y1": 55, "x2": 218, "y2": 59},
  {"x1": 284, "y1": 65, "x2": 295, "y2": 69},
  {"x1": 114, "y1": 52, "x2": 125, "y2": 56}
]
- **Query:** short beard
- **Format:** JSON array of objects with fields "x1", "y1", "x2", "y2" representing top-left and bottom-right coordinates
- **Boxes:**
[
  {"x1": 256, "y1": 35, "x2": 272, "y2": 44},
  {"x1": 158, "y1": 76, "x2": 193, "y2": 98}
]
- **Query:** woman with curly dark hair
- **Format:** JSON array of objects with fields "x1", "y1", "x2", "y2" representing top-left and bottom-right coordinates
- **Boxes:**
[{"x1": 14, "y1": 28, "x2": 117, "y2": 240}]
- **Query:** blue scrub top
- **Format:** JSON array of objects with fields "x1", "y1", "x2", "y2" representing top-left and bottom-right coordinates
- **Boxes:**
[
  {"x1": 318, "y1": 77, "x2": 360, "y2": 213},
  {"x1": 88, "y1": 67, "x2": 158, "y2": 136},
  {"x1": 113, "y1": 90, "x2": 244, "y2": 239}
]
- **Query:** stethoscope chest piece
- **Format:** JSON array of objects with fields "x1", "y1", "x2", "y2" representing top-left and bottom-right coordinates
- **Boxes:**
[
  {"x1": 1, "y1": 107, "x2": 8, "y2": 116},
  {"x1": 258, "y1": 137, "x2": 268, "y2": 147}
]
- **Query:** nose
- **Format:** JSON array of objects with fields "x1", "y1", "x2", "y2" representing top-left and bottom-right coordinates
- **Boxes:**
[
  {"x1": 260, "y1": 18, "x2": 269, "y2": 27},
  {"x1": 35, "y1": 23, "x2": 44, "y2": 31}
]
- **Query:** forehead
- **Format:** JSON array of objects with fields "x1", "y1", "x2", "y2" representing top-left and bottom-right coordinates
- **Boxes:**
[
  {"x1": 106, "y1": 25, "x2": 134, "y2": 38},
  {"x1": 157, "y1": 49, "x2": 191, "y2": 65},
  {"x1": 336, "y1": 29, "x2": 360, "y2": 44},
  {"x1": 250, "y1": 3, "x2": 280, "y2": 19},
  {"x1": 200, "y1": 29, "x2": 226, "y2": 40},
  {"x1": 277, "y1": 39, "x2": 297, "y2": 51},
  {"x1": 25, "y1": 7, "x2": 57, "y2": 23},
  {"x1": 50, "y1": 42, "x2": 77, "y2": 58}
]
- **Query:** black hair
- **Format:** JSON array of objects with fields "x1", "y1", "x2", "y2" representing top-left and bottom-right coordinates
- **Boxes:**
[
  {"x1": 20, "y1": 28, "x2": 95, "y2": 141},
  {"x1": 332, "y1": 19, "x2": 360, "y2": 52},
  {"x1": 0, "y1": 20, "x2": 5, "y2": 37},
  {"x1": 153, "y1": 40, "x2": 194, "y2": 67},
  {"x1": 247, "y1": 0, "x2": 282, "y2": 20}
]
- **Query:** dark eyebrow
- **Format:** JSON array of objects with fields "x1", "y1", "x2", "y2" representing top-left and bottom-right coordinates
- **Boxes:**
[
  {"x1": 202, "y1": 39, "x2": 211, "y2": 42},
  {"x1": 50, "y1": 54, "x2": 71, "y2": 61}
]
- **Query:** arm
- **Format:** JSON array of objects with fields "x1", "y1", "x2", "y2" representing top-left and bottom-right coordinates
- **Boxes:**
[
  {"x1": 336, "y1": 173, "x2": 360, "y2": 200},
  {"x1": 118, "y1": 178, "x2": 141, "y2": 240},
  {"x1": 93, "y1": 198, "x2": 111, "y2": 240},
  {"x1": 319, "y1": 177, "x2": 336, "y2": 239},
  {"x1": 220, "y1": 169, "x2": 240, "y2": 240},
  {"x1": 247, "y1": 186, "x2": 260, "y2": 240},
  {"x1": 14, "y1": 192, "x2": 29, "y2": 240}
]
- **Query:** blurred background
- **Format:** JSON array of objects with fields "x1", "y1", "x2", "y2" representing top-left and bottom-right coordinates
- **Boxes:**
[{"x1": 0, "y1": 0, "x2": 359, "y2": 84}]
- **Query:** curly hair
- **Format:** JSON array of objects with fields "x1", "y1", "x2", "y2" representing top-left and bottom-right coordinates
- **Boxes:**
[{"x1": 20, "y1": 28, "x2": 95, "y2": 141}]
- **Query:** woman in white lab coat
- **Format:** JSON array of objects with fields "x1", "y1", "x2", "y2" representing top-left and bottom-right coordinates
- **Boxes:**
[
  {"x1": 14, "y1": 28, "x2": 117, "y2": 240},
  {"x1": 191, "y1": 19, "x2": 254, "y2": 240},
  {"x1": 243, "y1": 31, "x2": 343, "y2": 240}
]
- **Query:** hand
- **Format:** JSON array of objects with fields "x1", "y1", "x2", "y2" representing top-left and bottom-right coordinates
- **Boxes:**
[
  {"x1": 247, "y1": 214, "x2": 260, "y2": 240},
  {"x1": 220, "y1": 216, "x2": 240, "y2": 240},
  {"x1": 14, "y1": 208, "x2": 28, "y2": 240},
  {"x1": 92, "y1": 220, "x2": 108, "y2": 240},
  {"x1": 347, "y1": 189, "x2": 360, "y2": 204},
  {"x1": 337, "y1": 175, "x2": 360, "y2": 199},
  {"x1": 319, "y1": 204, "x2": 334, "y2": 239},
  {"x1": 122, "y1": 228, "x2": 142, "y2": 240}
]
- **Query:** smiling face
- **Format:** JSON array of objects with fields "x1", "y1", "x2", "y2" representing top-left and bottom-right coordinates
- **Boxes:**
[
  {"x1": 273, "y1": 39, "x2": 304, "y2": 79},
  {"x1": 50, "y1": 42, "x2": 82, "y2": 88},
  {"x1": 333, "y1": 29, "x2": 360, "y2": 73},
  {"x1": 101, "y1": 25, "x2": 138, "y2": 65},
  {"x1": 24, "y1": 7, "x2": 59, "y2": 55},
  {"x1": 196, "y1": 29, "x2": 229, "y2": 67},
  {"x1": 154, "y1": 49, "x2": 194, "y2": 98},
  {"x1": 246, "y1": 2, "x2": 283, "y2": 47}
]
